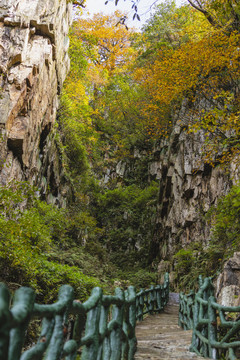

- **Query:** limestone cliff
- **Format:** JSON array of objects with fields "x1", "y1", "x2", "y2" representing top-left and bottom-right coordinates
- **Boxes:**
[
  {"x1": 100, "y1": 105, "x2": 240, "y2": 282},
  {"x1": 0, "y1": 0, "x2": 72, "y2": 206},
  {"x1": 150, "y1": 124, "x2": 238, "y2": 258},
  {"x1": 148, "y1": 110, "x2": 240, "y2": 281}
]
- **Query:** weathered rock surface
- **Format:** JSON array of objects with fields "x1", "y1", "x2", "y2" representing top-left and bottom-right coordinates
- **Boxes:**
[
  {"x1": 147, "y1": 119, "x2": 240, "y2": 266},
  {"x1": 0, "y1": 0, "x2": 72, "y2": 206},
  {"x1": 99, "y1": 112, "x2": 240, "y2": 297},
  {"x1": 215, "y1": 252, "x2": 240, "y2": 307}
]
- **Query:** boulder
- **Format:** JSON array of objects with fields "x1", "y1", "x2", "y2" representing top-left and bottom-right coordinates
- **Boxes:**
[{"x1": 215, "y1": 252, "x2": 240, "y2": 307}]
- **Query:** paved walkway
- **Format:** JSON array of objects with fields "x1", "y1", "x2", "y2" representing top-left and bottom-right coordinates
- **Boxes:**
[{"x1": 135, "y1": 304, "x2": 208, "y2": 360}]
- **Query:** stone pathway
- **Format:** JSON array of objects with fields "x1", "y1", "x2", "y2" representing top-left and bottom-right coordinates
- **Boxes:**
[{"x1": 135, "y1": 304, "x2": 208, "y2": 360}]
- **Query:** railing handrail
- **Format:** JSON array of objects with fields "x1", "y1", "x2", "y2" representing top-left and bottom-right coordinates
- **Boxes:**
[
  {"x1": 179, "y1": 276, "x2": 240, "y2": 360},
  {"x1": 0, "y1": 273, "x2": 169, "y2": 360}
]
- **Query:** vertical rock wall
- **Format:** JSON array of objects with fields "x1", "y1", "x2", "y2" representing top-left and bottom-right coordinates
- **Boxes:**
[
  {"x1": 98, "y1": 116, "x2": 239, "y2": 271},
  {"x1": 0, "y1": 0, "x2": 72, "y2": 206},
  {"x1": 148, "y1": 116, "x2": 240, "y2": 268}
]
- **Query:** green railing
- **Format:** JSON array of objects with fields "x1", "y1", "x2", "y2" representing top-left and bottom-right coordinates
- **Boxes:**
[
  {"x1": 179, "y1": 277, "x2": 240, "y2": 360},
  {"x1": 0, "y1": 273, "x2": 169, "y2": 360},
  {"x1": 136, "y1": 273, "x2": 169, "y2": 322},
  {"x1": 178, "y1": 290, "x2": 195, "y2": 330}
]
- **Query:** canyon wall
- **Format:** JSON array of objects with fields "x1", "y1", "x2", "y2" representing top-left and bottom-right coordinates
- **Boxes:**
[
  {"x1": 148, "y1": 103, "x2": 240, "y2": 303},
  {"x1": 101, "y1": 99, "x2": 240, "y2": 298},
  {"x1": 0, "y1": 0, "x2": 73, "y2": 206},
  {"x1": 0, "y1": 0, "x2": 239, "y2": 303},
  {"x1": 150, "y1": 121, "x2": 239, "y2": 261},
  {"x1": 104, "y1": 121, "x2": 239, "y2": 264}
]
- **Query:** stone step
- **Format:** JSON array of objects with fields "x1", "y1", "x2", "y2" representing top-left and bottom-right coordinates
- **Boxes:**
[{"x1": 135, "y1": 305, "x2": 209, "y2": 360}]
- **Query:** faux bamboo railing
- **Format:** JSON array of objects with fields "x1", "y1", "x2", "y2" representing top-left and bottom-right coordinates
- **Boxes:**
[
  {"x1": 0, "y1": 273, "x2": 169, "y2": 360},
  {"x1": 179, "y1": 277, "x2": 240, "y2": 360}
]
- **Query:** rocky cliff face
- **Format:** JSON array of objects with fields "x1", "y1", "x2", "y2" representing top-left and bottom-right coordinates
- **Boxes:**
[
  {"x1": 0, "y1": 0, "x2": 72, "y2": 206},
  {"x1": 103, "y1": 118, "x2": 239, "y2": 267},
  {"x1": 101, "y1": 102, "x2": 240, "y2": 282},
  {"x1": 215, "y1": 252, "x2": 240, "y2": 307},
  {"x1": 150, "y1": 121, "x2": 239, "y2": 261}
]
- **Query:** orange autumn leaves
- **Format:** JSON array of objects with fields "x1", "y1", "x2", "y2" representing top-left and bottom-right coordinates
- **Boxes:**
[
  {"x1": 65, "y1": 3, "x2": 240, "y2": 165},
  {"x1": 134, "y1": 30, "x2": 240, "y2": 144},
  {"x1": 73, "y1": 12, "x2": 135, "y2": 82}
]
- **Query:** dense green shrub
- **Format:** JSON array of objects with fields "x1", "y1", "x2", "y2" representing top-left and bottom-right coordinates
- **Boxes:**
[
  {"x1": 208, "y1": 183, "x2": 240, "y2": 256},
  {"x1": 95, "y1": 182, "x2": 159, "y2": 268},
  {"x1": 127, "y1": 269, "x2": 158, "y2": 290},
  {"x1": 173, "y1": 183, "x2": 240, "y2": 290},
  {"x1": 173, "y1": 244, "x2": 207, "y2": 290},
  {"x1": 0, "y1": 181, "x2": 101, "y2": 301}
]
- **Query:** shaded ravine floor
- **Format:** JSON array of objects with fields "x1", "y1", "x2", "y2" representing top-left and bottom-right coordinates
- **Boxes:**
[{"x1": 135, "y1": 304, "x2": 208, "y2": 360}]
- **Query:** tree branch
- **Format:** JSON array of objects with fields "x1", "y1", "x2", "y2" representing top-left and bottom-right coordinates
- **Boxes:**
[{"x1": 187, "y1": 0, "x2": 220, "y2": 28}]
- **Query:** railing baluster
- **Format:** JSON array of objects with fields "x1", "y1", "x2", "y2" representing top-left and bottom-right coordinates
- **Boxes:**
[
  {"x1": 0, "y1": 273, "x2": 169, "y2": 360},
  {"x1": 0, "y1": 283, "x2": 11, "y2": 360},
  {"x1": 180, "y1": 277, "x2": 240, "y2": 360},
  {"x1": 208, "y1": 296, "x2": 218, "y2": 360},
  {"x1": 20, "y1": 318, "x2": 55, "y2": 360},
  {"x1": 81, "y1": 287, "x2": 102, "y2": 360},
  {"x1": 99, "y1": 298, "x2": 110, "y2": 360},
  {"x1": 126, "y1": 286, "x2": 137, "y2": 360},
  {"x1": 9, "y1": 287, "x2": 35, "y2": 360},
  {"x1": 109, "y1": 288, "x2": 124, "y2": 360},
  {"x1": 156, "y1": 285, "x2": 161, "y2": 311},
  {"x1": 149, "y1": 286, "x2": 155, "y2": 314}
]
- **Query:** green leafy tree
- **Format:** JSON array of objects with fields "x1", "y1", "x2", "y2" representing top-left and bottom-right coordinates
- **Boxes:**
[
  {"x1": 95, "y1": 183, "x2": 159, "y2": 268},
  {"x1": 187, "y1": 0, "x2": 240, "y2": 32},
  {"x1": 141, "y1": 0, "x2": 210, "y2": 53},
  {"x1": 0, "y1": 181, "x2": 101, "y2": 301},
  {"x1": 207, "y1": 183, "x2": 240, "y2": 259},
  {"x1": 173, "y1": 184, "x2": 240, "y2": 290}
]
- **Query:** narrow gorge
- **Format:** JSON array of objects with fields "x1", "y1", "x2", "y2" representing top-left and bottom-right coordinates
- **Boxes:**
[{"x1": 0, "y1": 0, "x2": 239, "y2": 308}]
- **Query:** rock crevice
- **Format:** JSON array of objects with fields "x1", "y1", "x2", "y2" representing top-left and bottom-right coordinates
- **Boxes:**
[
  {"x1": 147, "y1": 116, "x2": 240, "y2": 261},
  {"x1": 0, "y1": 0, "x2": 72, "y2": 206}
]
